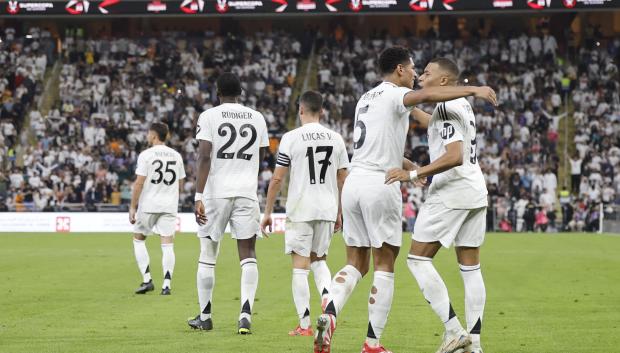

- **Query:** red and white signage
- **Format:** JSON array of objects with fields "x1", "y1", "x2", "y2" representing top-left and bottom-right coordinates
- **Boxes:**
[
  {"x1": 0, "y1": 212, "x2": 288, "y2": 233},
  {"x1": 56, "y1": 216, "x2": 71, "y2": 232},
  {"x1": 527, "y1": 0, "x2": 552, "y2": 9},
  {"x1": 65, "y1": 0, "x2": 89, "y2": 14},
  {"x1": 181, "y1": 0, "x2": 205, "y2": 13},
  {"x1": 147, "y1": 0, "x2": 167, "y2": 12}
]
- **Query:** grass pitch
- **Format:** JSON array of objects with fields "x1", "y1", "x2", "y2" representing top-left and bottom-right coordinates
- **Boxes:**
[{"x1": 0, "y1": 232, "x2": 618, "y2": 353}]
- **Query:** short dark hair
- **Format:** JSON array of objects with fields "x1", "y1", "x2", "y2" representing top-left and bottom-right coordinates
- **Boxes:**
[
  {"x1": 216, "y1": 72, "x2": 242, "y2": 97},
  {"x1": 429, "y1": 57, "x2": 460, "y2": 80},
  {"x1": 378, "y1": 46, "x2": 412, "y2": 75},
  {"x1": 299, "y1": 90, "x2": 323, "y2": 114},
  {"x1": 149, "y1": 122, "x2": 169, "y2": 142}
]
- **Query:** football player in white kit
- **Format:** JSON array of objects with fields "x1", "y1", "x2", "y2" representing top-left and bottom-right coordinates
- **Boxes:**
[
  {"x1": 129, "y1": 122, "x2": 186, "y2": 295},
  {"x1": 188, "y1": 73, "x2": 270, "y2": 335},
  {"x1": 385, "y1": 58, "x2": 489, "y2": 353},
  {"x1": 314, "y1": 47, "x2": 497, "y2": 353},
  {"x1": 261, "y1": 91, "x2": 349, "y2": 337}
]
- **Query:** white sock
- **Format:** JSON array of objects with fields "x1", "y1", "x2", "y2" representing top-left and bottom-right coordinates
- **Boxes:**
[
  {"x1": 133, "y1": 238, "x2": 151, "y2": 283},
  {"x1": 198, "y1": 238, "x2": 219, "y2": 321},
  {"x1": 366, "y1": 271, "x2": 395, "y2": 347},
  {"x1": 460, "y1": 263, "x2": 486, "y2": 348},
  {"x1": 239, "y1": 258, "x2": 258, "y2": 322},
  {"x1": 324, "y1": 264, "x2": 362, "y2": 318},
  {"x1": 292, "y1": 268, "x2": 311, "y2": 329},
  {"x1": 161, "y1": 243, "x2": 175, "y2": 289},
  {"x1": 407, "y1": 255, "x2": 463, "y2": 333},
  {"x1": 311, "y1": 260, "x2": 332, "y2": 301}
]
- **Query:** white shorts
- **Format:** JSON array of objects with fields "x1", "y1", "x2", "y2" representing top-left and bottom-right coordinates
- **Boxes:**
[
  {"x1": 413, "y1": 197, "x2": 487, "y2": 248},
  {"x1": 197, "y1": 197, "x2": 261, "y2": 242},
  {"x1": 342, "y1": 172, "x2": 402, "y2": 248},
  {"x1": 133, "y1": 212, "x2": 177, "y2": 237},
  {"x1": 285, "y1": 220, "x2": 335, "y2": 258}
]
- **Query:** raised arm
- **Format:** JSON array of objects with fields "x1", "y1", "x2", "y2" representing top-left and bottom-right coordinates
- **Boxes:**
[{"x1": 403, "y1": 85, "x2": 497, "y2": 107}]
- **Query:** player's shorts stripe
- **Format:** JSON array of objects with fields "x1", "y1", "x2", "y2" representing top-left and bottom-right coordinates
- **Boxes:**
[{"x1": 407, "y1": 255, "x2": 432, "y2": 261}]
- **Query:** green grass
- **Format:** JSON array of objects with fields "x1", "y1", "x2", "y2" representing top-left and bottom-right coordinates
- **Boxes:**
[{"x1": 1, "y1": 232, "x2": 619, "y2": 353}]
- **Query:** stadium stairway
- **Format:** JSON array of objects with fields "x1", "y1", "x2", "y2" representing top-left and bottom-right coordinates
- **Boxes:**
[
  {"x1": 557, "y1": 96, "x2": 576, "y2": 192},
  {"x1": 286, "y1": 41, "x2": 318, "y2": 130},
  {"x1": 16, "y1": 60, "x2": 62, "y2": 167}
]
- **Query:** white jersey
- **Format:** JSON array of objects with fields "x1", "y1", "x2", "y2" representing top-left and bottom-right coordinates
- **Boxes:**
[
  {"x1": 276, "y1": 122, "x2": 350, "y2": 222},
  {"x1": 196, "y1": 103, "x2": 269, "y2": 201},
  {"x1": 135, "y1": 144, "x2": 186, "y2": 214},
  {"x1": 427, "y1": 98, "x2": 488, "y2": 209},
  {"x1": 350, "y1": 81, "x2": 414, "y2": 173}
]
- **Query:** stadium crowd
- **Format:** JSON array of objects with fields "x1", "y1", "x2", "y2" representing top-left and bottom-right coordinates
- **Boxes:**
[
  {"x1": 1, "y1": 24, "x2": 618, "y2": 233},
  {"x1": 1, "y1": 29, "x2": 303, "y2": 212},
  {"x1": 315, "y1": 25, "x2": 619, "y2": 232},
  {"x1": 0, "y1": 27, "x2": 56, "y2": 211}
]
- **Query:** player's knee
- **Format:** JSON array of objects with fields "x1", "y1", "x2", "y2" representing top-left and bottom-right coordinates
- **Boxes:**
[
  {"x1": 199, "y1": 238, "x2": 219, "y2": 263},
  {"x1": 160, "y1": 235, "x2": 174, "y2": 244},
  {"x1": 133, "y1": 234, "x2": 146, "y2": 241}
]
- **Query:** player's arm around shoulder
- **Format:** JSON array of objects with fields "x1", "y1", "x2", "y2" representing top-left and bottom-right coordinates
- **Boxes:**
[{"x1": 403, "y1": 85, "x2": 497, "y2": 107}]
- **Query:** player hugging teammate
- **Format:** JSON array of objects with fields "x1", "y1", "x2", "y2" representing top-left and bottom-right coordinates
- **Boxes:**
[{"x1": 128, "y1": 47, "x2": 496, "y2": 353}]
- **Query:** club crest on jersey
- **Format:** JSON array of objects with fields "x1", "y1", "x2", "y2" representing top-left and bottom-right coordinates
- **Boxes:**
[
  {"x1": 349, "y1": 0, "x2": 362, "y2": 11},
  {"x1": 440, "y1": 122, "x2": 455, "y2": 140}
]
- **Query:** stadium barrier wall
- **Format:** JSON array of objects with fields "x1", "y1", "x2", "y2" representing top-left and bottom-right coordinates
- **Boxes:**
[{"x1": 0, "y1": 213, "x2": 288, "y2": 233}]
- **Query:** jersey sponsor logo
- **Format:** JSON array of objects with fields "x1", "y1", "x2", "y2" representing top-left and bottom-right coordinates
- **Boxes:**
[
  {"x1": 440, "y1": 122, "x2": 455, "y2": 140},
  {"x1": 56, "y1": 216, "x2": 71, "y2": 232},
  {"x1": 65, "y1": 0, "x2": 89, "y2": 14},
  {"x1": 181, "y1": 0, "x2": 205, "y2": 13}
]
